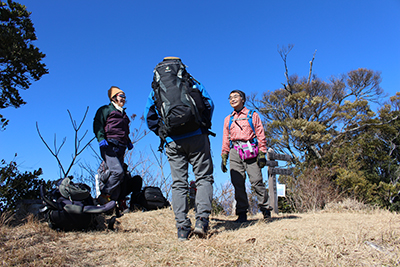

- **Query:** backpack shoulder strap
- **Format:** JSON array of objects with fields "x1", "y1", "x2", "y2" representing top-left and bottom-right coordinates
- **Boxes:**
[
  {"x1": 228, "y1": 111, "x2": 235, "y2": 130},
  {"x1": 228, "y1": 111, "x2": 235, "y2": 147},
  {"x1": 247, "y1": 109, "x2": 256, "y2": 134},
  {"x1": 228, "y1": 109, "x2": 258, "y2": 146},
  {"x1": 247, "y1": 109, "x2": 258, "y2": 145},
  {"x1": 229, "y1": 109, "x2": 256, "y2": 132}
]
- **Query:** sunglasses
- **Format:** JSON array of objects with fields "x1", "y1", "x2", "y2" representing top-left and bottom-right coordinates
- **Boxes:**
[{"x1": 117, "y1": 94, "x2": 126, "y2": 99}]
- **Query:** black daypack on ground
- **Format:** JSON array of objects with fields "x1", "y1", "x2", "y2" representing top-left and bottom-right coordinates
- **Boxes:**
[
  {"x1": 40, "y1": 177, "x2": 116, "y2": 231},
  {"x1": 152, "y1": 58, "x2": 209, "y2": 138},
  {"x1": 135, "y1": 186, "x2": 170, "y2": 211}
]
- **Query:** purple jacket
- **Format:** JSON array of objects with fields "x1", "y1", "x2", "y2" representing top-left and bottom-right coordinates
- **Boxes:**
[{"x1": 93, "y1": 103, "x2": 131, "y2": 146}]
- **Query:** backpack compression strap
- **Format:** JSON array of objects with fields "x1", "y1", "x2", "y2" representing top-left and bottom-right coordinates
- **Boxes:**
[{"x1": 228, "y1": 109, "x2": 257, "y2": 147}]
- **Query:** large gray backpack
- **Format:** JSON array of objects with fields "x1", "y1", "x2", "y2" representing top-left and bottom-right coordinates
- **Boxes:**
[
  {"x1": 40, "y1": 177, "x2": 116, "y2": 231},
  {"x1": 151, "y1": 58, "x2": 207, "y2": 137}
]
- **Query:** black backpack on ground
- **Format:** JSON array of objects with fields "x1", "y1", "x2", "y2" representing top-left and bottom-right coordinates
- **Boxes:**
[
  {"x1": 134, "y1": 186, "x2": 170, "y2": 211},
  {"x1": 152, "y1": 57, "x2": 210, "y2": 139},
  {"x1": 40, "y1": 177, "x2": 116, "y2": 231}
]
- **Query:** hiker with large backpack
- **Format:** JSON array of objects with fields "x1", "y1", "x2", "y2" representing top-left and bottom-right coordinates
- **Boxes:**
[
  {"x1": 221, "y1": 90, "x2": 272, "y2": 223},
  {"x1": 93, "y1": 86, "x2": 133, "y2": 210},
  {"x1": 145, "y1": 57, "x2": 215, "y2": 241}
]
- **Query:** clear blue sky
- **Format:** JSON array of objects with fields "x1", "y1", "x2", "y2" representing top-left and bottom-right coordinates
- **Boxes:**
[{"x1": 1, "y1": 0, "x2": 399, "y2": 188}]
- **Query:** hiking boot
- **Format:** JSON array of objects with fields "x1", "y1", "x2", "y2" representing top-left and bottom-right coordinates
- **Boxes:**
[
  {"x1": 262, "y1": 209, "x2": 271, "y2": 220},
  {"x1": 234, "y1": 212, "x2": 247, "y2": 223},
  {"x1": 177, "y1": 227, "x2": 191, "y2": 241},
  {"x1": 193, "y1": 217, "x2": 209, "y2": 238},
  {"x1": 97, "y1": 194, "x2": 111, "y2": 205}
]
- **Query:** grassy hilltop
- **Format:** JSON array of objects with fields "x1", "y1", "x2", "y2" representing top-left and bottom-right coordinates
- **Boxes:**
[{"x1": 1, "y1": 200, "x2": 399, "y2": 266}]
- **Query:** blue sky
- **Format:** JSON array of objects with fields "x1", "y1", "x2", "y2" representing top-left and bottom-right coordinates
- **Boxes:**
[{"x1": 1, "y1": 0, "x2": 400, "y2": 188}]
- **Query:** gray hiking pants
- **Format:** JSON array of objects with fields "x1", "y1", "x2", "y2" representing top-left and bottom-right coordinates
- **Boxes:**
[
  {"x1": 229, "y1": 147, "x2": 270, "y2": 215},
  {"x1": 100, "y1": 143, "x2": 125, "y2": 200},
  {"x1": 166, "y1": 134, "x2": 214, "y2": 229}
]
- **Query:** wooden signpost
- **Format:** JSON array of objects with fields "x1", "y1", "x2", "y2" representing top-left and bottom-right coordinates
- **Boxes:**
[{"x1": 266, "y1": 148, "x2": 293, "y2": 214}]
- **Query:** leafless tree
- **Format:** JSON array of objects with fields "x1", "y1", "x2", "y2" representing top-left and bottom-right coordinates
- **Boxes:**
[{"x1": 36, "y1": 106, "x2": 95, "y2": 179}]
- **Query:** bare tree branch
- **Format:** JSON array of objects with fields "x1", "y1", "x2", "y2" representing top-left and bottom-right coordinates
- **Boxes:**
[
  {"x1": 36, "y1": 107, "x2": 95, "y2": 178},
  {"x1": 150, "y1": 145, "x2": 171, "y2": 189},
  {"x1": 36, "y1": 122, "x2": 66, "y2": 176},
  {"x1": 278, "y1": 44, "x2": 294, "y2": 93},
  {"x1": 307, "y1": 49, "x2": 317, "y2": 84}
]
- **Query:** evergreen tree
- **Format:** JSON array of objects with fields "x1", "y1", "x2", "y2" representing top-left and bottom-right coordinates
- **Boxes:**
[
  {"x1": 0, "y1": 158, "x2": 53, "y2": 212},
  {"x1": 253, "y1": 46, "x2": 398, "y2": 210},
  {"x1": 0, "y1": 0, "x2": 48, "y2": 130}
]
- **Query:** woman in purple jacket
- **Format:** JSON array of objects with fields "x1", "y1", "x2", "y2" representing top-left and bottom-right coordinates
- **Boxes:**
[{"x1": 93, "y1": 86, "x2": 133, "y2": 204}]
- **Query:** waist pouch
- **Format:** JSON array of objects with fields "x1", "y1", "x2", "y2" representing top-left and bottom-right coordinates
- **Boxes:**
[{"x1": 233, "y1": 141, "x2": 259, "y2": 161}]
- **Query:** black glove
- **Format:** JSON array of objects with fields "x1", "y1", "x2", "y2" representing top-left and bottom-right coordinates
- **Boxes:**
[
  {"x1": 257, "y1": 151, "x2": 266, "y2": 168},
  {"x1": 221, "y1": 153, "x2": 228, "y2": 173}
]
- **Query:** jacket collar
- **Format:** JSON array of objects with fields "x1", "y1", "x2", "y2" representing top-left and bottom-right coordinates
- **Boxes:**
[
  {"x1": 233, "y1": 106, "x2": 248, "y2": 116},
  {"x1": 111, "y1": 101, "x2": 124, "y2": 113}
]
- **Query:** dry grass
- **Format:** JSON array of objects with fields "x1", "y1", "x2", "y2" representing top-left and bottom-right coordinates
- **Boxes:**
[{"x1": 1, "y1": 203, "x2": 399, "y2": 267}]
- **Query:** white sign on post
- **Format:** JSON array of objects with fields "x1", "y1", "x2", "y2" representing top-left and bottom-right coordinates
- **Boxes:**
[{"x1": 267, "y1": 148, "x2": 292, "y2": 214}]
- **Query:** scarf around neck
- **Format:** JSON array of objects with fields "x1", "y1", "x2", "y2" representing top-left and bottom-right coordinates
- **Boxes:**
[{"x1": 112, "y1": 101, "x2": 124, "y2": 113}]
